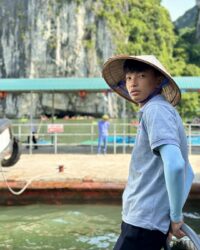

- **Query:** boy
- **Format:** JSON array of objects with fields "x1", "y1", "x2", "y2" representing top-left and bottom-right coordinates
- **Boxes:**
[{"x1": 102, "y1": 55, "x2": 194, "y2": 250}]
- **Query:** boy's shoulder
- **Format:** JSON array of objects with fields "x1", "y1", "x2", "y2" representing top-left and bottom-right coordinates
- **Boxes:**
[
  {"x1": 146, "y1": 98, "x2": 173, "y2": 110},
  {"x1": 141, "y1": 96, "x2": 179, "y2": 119},
  {"x1": 137, "y1": 95, "x2": 182, "y2": 125}
]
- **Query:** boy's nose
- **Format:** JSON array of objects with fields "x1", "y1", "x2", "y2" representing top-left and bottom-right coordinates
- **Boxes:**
[{"x1": 129, "y1": 77, "x2": 137, "y2": 86}]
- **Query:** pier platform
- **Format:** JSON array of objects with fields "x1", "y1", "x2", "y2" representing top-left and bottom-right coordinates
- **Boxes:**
[{"x1": 0, "y1": 154, "x2": 199, "y2": 205}]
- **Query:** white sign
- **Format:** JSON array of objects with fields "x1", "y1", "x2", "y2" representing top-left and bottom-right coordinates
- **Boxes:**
[{"x1": 47, "y1": 124, "x2": 64, "y2": 133}]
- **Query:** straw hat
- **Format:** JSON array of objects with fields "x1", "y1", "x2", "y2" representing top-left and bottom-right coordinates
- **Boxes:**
[
  {"x1": 102, "y1": 114, "x2": 109, "y2": 120},
  {"x1": 102, "y1": 55, "x2": 181, "y2": 106}
]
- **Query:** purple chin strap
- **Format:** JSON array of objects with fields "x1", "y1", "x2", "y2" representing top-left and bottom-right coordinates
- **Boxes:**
[{"x1": 139, "y1": 78, "x2": 169, "y2": 104}]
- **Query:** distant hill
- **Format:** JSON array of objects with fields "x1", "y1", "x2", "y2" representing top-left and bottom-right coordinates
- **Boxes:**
[{"x1": 174, "y1": 6, "x2": 198, "y2": 30}]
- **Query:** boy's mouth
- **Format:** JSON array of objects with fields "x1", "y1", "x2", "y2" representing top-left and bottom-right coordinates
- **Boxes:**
[{"x1": 130, "y1": 90, "x2": 140, "y2": 96}]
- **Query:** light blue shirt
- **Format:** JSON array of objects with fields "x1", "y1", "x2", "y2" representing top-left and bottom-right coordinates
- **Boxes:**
[
  {"x1": 122, "y1": 95, "x2": 194, "y2": 234},
  {"x1": 98, "y1": 120, "x2": 110, "y2": 136}
]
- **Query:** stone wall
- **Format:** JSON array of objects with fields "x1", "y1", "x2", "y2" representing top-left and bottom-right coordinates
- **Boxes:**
[{"x1": 0, "y1": 0, "x2": 124, "y2": 118}]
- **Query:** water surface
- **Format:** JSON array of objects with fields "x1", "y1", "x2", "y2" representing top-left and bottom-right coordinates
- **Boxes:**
[{"x1": 0, "y1": 201, "x2": 199, "y2": 250}]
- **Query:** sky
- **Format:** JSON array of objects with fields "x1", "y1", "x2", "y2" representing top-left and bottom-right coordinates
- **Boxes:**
[{"x1": 161, "y1": 0, "x2": 196, "y2": 21}]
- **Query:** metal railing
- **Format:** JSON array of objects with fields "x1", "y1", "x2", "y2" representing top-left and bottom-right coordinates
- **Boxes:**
[
  {"x1": 11, "y1": 122, "x2": 200, "y2": 154},
  {"x1": 186, "y1": 124, "x2": 200, "y2": 155}
]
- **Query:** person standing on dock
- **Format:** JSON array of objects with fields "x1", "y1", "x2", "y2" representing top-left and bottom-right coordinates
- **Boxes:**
[
  {"x1": 27, "y1": 123, "x2": 38, "y2": 150},
  {"x1": 102, "y1": 55, "x2": 194, "y2": 250},
  {"x1": 97, "y1": 114, "x2": 110, "y2": 154}
]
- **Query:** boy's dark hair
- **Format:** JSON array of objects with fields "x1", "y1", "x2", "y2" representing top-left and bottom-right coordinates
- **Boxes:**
[{"x1": 123, "y1": 59, "x2": 163, "y2": 77}]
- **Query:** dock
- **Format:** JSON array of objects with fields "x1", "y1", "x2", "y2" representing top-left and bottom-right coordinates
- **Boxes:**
[{"x1": 0, "y1": 154, "x2": 199, "y2": 205}]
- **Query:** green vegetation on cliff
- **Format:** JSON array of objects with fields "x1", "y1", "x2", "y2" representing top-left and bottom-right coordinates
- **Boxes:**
[
  {"x1": 95, "y1": 0, "x2": 200, "y2": 119},
  {"x1": 174, "y1": 27, "x2": 200, "y2": 74},
  {"x1": 97, "y1": 0, "x2": 175, "y2": 69},
  {"x1": 177, "y1": 92, "x2": 200, "y2": 121},
  {"x1": 96, "y1": 0, "x2": 200, "y2": 76}
]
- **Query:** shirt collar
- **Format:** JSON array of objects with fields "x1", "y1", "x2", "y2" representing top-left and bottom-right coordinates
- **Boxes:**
[
  {"x1": 140, "y1": 94, "x2": 166, "y2": 112},
  {"x1": 137, "y1": 95, "x2": 166, "y2": 122}
]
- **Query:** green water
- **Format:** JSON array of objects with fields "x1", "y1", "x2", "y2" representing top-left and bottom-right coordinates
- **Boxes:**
[
  {"x1": 0, "y1": 204, "x2": 121, "y2": 250},
  {"x1": 0, "y1": 202, "x2": 199, "y2": 250}
]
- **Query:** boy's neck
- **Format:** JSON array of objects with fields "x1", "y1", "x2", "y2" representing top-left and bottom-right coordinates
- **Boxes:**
[{"x1": 139, "y1": 94, "x2": 163, "y2": 109}]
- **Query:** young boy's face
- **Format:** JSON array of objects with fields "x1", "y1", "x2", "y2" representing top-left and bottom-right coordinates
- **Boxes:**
[{"x1": 125, "y1": 69, "x2": 161, "y2": 106}]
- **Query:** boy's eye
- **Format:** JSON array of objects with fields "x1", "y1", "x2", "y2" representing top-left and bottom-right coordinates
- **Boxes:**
[
  {"x1": 139, "y1": 74, "x2": 145, "y2": 78},
  {"x1": 126, "y1": 76, "x2": 132, "y2": 81}
]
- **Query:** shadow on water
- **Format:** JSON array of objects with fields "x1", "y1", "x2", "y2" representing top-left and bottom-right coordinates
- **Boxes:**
[{"x1": 0, "y1": 201, "x2": 199, "y2": 250}]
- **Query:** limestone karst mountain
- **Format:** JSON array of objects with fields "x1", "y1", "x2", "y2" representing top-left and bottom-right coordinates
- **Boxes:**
[{"x1": 0, "y1": 0, "x2": 199, "y2": 118}]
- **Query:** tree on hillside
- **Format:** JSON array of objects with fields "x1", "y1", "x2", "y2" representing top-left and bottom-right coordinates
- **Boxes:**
[
  {"x1": 176, "y1": 92, "x2": 200, "y2": 120},
  {"x1": 98, "y1": 0, "x2": 175, "y2": 68},
  {"x1": 98, "y1": 0, "x2": 200, "y2": 76}
]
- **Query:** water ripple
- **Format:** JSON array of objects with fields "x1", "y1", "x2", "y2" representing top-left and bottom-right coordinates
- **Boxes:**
[{"x1": 183, "y1": 212, "x2": 200, "y2": 219}]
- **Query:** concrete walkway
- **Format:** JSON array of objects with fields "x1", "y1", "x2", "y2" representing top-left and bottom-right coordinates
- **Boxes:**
[
  {"x1": 0, "y1": 154, "x2": 199, "y2": 204},
  {"x1": 1, "y1": 154, "x2": 200, "y2": 183}
]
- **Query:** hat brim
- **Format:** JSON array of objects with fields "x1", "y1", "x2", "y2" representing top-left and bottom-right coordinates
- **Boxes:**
[{"x1": 102, "y1": 55, "x2": 181, "y2": 106}]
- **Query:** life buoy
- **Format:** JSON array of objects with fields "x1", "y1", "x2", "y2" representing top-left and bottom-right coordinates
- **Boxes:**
[{"x1": 1, "y1": 137, "x2": 21, "y2": 167}]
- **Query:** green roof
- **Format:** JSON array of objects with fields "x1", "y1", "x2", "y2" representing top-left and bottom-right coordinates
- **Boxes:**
[
  {"x1": 0, "y1": 77, "x2": 199, "y2": 92},
  {"x1": 0, "y1": 78, "x2": 108, "y2": 92},
  {"x1": 174, "y1": 77, "x2": 200, "y2": 90}
]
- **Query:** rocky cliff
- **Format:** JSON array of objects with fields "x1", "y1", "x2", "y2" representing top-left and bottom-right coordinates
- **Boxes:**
[
  {"x1": 0, "y1": 0, "x2": 178, "y2": 118},
  {"x1": 175, "y1": 0, "x2": 200, "y2": 42},
  {"x1": 174, "y1": 7, "x2": 198, "y2": 30},
  {"x1": 0, "y1": 0, "x2": 115, "y2": 78},
  {"x1": 196, "y1": 0, "x2": 200, "y2": 41},
  {"x1": 0, "y1": 0, "x2": 123, "y2": 118}
]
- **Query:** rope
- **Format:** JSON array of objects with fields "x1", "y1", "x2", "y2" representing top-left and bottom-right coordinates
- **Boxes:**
[{"x1": 0, "y1": 162, "x2": 60, "y2": 195}]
